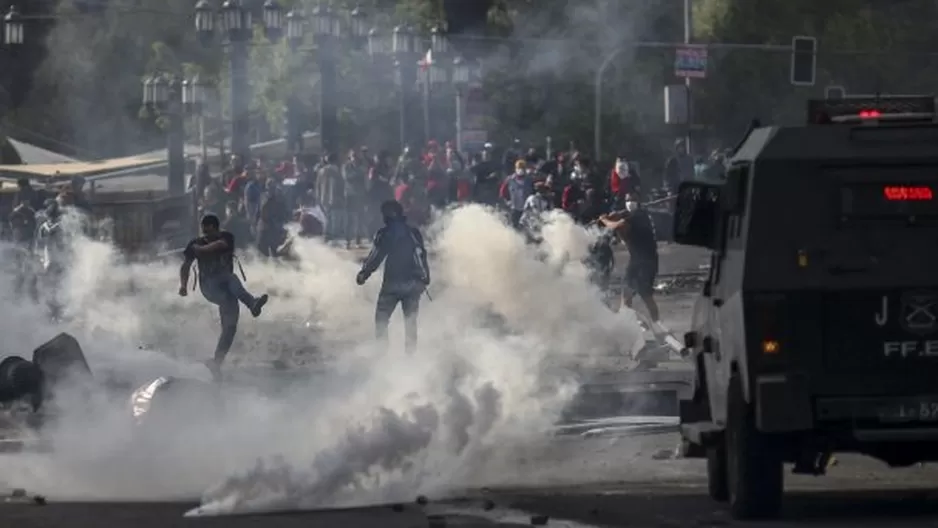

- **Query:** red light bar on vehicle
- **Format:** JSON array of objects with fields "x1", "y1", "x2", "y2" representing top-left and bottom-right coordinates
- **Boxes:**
[
  {"x1": 883, "y1": 185, "x2": 934, "y2": 201},
  {"x1": 808, "y1": 95, "x2": 936, "y2": 124}
]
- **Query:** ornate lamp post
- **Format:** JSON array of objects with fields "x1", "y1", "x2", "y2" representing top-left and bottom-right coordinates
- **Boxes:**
[
  {"x1": 194, "y1": 0, "x2": 284, "y2": 165},
  {"x1": 368, "y1": 25, "x2": 418, "y2": 150},
  {"x1": 142, "y1": 75, "x2": 210, "y2": 195}
]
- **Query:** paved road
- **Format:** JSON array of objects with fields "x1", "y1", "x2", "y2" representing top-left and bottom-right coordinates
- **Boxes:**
[{"x1": 5, "y1": 431, "x2": 938, "y2": 527}]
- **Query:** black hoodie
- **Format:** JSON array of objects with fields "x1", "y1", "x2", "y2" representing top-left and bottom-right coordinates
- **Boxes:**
[{"x1": 360, "y1": 218, "x2": 430, "y2": 292}]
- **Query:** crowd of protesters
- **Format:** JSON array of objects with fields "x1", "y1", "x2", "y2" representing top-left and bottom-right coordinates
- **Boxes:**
[{"x1": 181, "y1": 134, "x2": 733, "y2": 261}]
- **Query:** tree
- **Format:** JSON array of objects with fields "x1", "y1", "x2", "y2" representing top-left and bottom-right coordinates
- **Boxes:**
[{"x1": 694, "y1": 0, "x2": 938, "y2": 139}]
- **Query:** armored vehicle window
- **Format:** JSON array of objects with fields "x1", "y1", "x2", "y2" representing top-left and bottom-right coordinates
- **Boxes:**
[{"x1": 722, "y1": 164, "x2": 750, "y2": 244}]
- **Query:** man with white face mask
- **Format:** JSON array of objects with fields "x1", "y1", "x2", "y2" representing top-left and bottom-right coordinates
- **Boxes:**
[
  {"x1": 600, "y1": 193, "x2": 660, "y2": 322},
  {"x1": 610, "y1": 155, "x2": 641, "y2": 208}
]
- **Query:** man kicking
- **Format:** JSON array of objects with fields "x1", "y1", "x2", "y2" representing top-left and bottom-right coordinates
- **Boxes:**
[{"x1": 179, "y1": 214, "x2": 269, "y2": 380}]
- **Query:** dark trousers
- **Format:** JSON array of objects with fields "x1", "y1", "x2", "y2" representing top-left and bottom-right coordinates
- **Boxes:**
[
  {"x1": 325, "y1": 205, "x2": 344, "y2": 240},
  {"x1": 345, "y1": 197, "x2": 365, "y2": 245},
  {"x1": 199, "y1": 273, "x2": 257, "y2": 363},
  {"x1": 510, "y1": 210, "x2": 523, "y2": 229},
  {"x1": 375, "y1": 288, "x2": 421, "y2": 354},
  {"x1": 256, "y1": 228, "x2": 284, "y2": 257}
]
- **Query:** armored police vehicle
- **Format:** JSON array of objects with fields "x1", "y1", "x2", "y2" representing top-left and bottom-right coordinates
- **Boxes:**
[{"x1": 674, "y1": 96, "x2": 938, "y2": 520}]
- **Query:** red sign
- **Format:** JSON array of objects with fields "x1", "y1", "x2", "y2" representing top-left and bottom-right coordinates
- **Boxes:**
[{"x1": 883, "y1": 186, "x2": 933, "y2": 201}]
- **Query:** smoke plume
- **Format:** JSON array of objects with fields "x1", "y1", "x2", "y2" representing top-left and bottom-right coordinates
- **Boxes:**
[{"x1": 0, "y1": 204, "x2": 642, "y2": 514}]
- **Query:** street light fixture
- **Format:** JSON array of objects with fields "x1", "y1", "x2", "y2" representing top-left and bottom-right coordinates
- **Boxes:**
[
  {"x1": 311, "y1": 4, "x2": 340, "y2": 38},
  {"x1": 195, "y1": 0, "x2": 284, "y2": 163},
  {"x1": 452, "y1": 56, "x2": 470, "y2": 86},
  {"x1": 220, "y1": 0, "x2": 248, "y2": 40},
  {"x1": 367, "y1": 27, "x2": 390, "y2": 57},
  {"x1": 142, "y1": 77, "x2": 155, "y2": 106},
  {"x1": 349, "y1": 5, "x2": 367, "y2": 40},
  {"x1": 262, "y1": 0, "x2": 284, "y2": 42},
  {"x1": 285, "y1": 9, "x2": 304, "y2": 50},
  {"x1": 4, "y1": 5, "x2": 24, "y2": 46},
  {"x1": 430, "y1": 26, "x2": 449, "y2": 55},
  {"x1": 194, "y1": 0, "x2": 214, "y2": 45},
  {"x1": 181, "y1": 75, "x2": 211, "y2": 113},
  {"x1": 141, "y1": 74, "x2": 204, "y2": 196},
  {"x1": 392, "y1": 25, "x2": 414, "y2": 55}
]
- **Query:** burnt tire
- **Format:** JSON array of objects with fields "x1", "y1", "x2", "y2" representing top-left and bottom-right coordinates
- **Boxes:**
[
  {"x1": 707, "y1": 440, "x2": 729, "y2": 502},
  {"x1": 726, "y1": 374, "x2": 783, "y2": 520}
]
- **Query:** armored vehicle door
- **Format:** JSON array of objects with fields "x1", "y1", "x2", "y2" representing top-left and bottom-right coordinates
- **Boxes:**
[
  {"x1": 703, "y1": 164, "x2": 752, "y2": 424},
  {"x1": 675, "y1": 181, "x2": 727, "y2": 419}
]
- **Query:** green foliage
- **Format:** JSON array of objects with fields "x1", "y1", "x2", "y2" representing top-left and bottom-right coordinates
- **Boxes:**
[
  {"x1": 12, "y1": 0, "x2": 938, "y2": 171},
  {"x1": 695, "y1": 0, "x2": 938, "y2": 137}
]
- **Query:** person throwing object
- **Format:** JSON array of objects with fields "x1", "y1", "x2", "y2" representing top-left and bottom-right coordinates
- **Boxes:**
[
  {"x1": 356, "y1": 200, "x2": 430, "y2": 354},
  {"x1": 180, "y1": 214, "x2": 269, "y2": 380},
  {"x1": 599, "y1": 194, "x2": 661, "y2": 323}
]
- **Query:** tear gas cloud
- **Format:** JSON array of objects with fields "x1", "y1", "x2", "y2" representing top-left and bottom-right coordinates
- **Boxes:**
[{"x1": 0, "y1": 205, "x2": 643, "y2": 514}]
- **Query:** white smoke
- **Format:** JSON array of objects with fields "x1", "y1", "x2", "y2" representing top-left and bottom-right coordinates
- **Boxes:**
[{"x1": 0, "y1": 204, "x2": 643, "y2": 514}]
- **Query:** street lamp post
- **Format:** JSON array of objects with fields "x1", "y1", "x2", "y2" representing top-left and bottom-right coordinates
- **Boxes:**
[
  {"x1": 182, "y1": 74, "x2": 213, "y2": 162},
  {"x1": 425, "y1": 26, "x2": 450, "y2": 146},
  {"x1": 142, "y1": 75, "x2": 209, "y2": 195},
  {"x1": 451, "y1": 56, "x2": 478, "y2": 153},
  {"x1": 284, "y1": 8, "x2": 305, "y2": 154},
  {"x1": 1, "y1": 5, "x2": 25, "y2": 141},
  {"x1": 194, "y1": 0, "x2": 283, "y2": 166},
  {"x1": 370, "y1": 25, "x2": 418, "y2": 151},
  {"x1": 395, "y1": 26, "x2": 418, "y2": 150},
  {"x1": 311, "y1": 4, "x2": 341, "y2": 158}
]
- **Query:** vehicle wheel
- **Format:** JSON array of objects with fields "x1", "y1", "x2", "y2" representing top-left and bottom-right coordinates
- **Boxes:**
[
  {"x1": 707, "y1": 440, "x2": 729, "y2": 502},
  {"x1": 726, "y1": 374, "x2": 783, "y2": 519}
]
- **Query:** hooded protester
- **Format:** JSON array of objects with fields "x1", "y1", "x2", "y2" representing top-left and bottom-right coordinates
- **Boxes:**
[
  {"x1": 356, "y1": 200, "x2": 430, "y2": 354},
  {"x1": 470, "y1": 145, "x2": 500, "y2": 206},
  {"x1": 501, "y1": 138, "x2": 523, "y2": 172},
  {"x1": 180, "y1": 214, "x2": 269, "y2": 381},
  {"x1": 499, "y1": 159, "x2": 535, "y2": 228}
]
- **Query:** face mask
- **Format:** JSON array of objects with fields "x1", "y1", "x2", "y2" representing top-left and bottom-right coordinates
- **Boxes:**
[
  {"x1": 625, "y1": 201, "x2": 639, "y2": 212},
  {"x1": 616, "y1": 162, "x2": 628, "y2": 174}
]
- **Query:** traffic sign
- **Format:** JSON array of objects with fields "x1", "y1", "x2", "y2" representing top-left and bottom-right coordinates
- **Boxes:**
[{"x1": 675, "y1": 47, "x2": 707, "y2": 79}]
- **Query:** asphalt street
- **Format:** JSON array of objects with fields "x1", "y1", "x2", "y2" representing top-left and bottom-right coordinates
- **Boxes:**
[
  {"x1": 0, "y1": 243, "x2": 728, "y2": 528},
  {"x1": 6, "y1": 432, "x2": 938, "y2": 527}
]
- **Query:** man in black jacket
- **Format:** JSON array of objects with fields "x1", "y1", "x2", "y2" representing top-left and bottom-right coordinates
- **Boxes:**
[{"x1": 356, "y1": 200, "x2": 430, "y2": 354}]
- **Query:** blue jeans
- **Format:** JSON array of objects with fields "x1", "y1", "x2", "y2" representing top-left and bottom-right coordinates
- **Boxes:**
[{"x1": 199, "y1": 273, "x2": 256, "y2": 362}]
